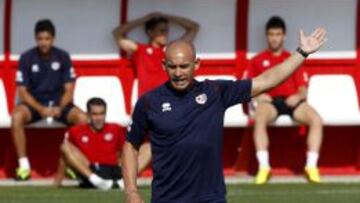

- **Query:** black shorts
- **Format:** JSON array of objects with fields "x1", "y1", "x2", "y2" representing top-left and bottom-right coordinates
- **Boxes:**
[
  {"x1": 22, "y1": 103, "x2": 75, "y2": 125},
  {"x1": 78, "y1": 164, "x2": 122, "y2": 188},
  {"x1": 271, "y1": 96, "x2": 305, "y2": 117}
]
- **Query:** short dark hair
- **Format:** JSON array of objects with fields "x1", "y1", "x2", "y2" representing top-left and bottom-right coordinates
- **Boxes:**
[
  {"x1": 35, "y1": 19, "x2": 56, "y2": 37},
  {"x1": 145, "y1": 17, "x2": 168, "y2": 33},
  {"x1": 86, "y1": 97, "x2": 107, "y2": 113},
  {"x1": 266, "y1": 16, "x2": 286, "y2": 33}
]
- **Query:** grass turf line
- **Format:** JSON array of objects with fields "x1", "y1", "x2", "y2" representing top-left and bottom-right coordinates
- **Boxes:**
[{"x1": 1, "y1": 183, "x2": 360, "y2": 203}]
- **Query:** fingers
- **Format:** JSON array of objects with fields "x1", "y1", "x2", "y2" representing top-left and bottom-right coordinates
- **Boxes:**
[
  {"x1": 317, "y1": 28, "x2": 327, "y2": 41},
  {"x1": 318, "y1": 37, "x2": 328, "y2": 47},
  {"x1": 299, "y1": 29, "x2": 305, "y2": 40},
  {"x1": 313, "y1": 27, "x2": 327, "y2": 41},
  {"x1": 311, "y1": 27, "x2": 322, "y2": 38}
]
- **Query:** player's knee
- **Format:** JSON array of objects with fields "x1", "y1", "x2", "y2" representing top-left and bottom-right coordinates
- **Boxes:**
[
  {"x1": 140, "y1": 142, "x2": 152, "y2": 155},
  {"x1": 11, "y1": 109, "x2": 26, "y2": 128},
  {"x1": 60, "y1": 142, "x2": 71, "y2": 155},
  {"x1": 254, "y1": 113, "x2": 268, "y2": 127},
  {"x1": 73, "y1": 111, "x2": 87, "y2": 124},
  {"x1": 309, "y1": 114, "x2": 323, "y2": 129}
]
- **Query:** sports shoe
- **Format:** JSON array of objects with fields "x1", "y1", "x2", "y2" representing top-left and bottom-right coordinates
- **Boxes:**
[
  {"x1": 305, "y1": 167, "x2": 321, "y2": 183},
  {"x1": 95, "y1": 179, "x2": 114, "y2": 191},
  {"x1": 255, "y1": 167, "x2": 271, "y2": 185},
  {"x1": 65, "y1": 168, "x2": 77, "y2": 180},
  {"x1": 15, "y1": 168, "x2": 31, "y2": 181},
  {"x1": 116, "y1": 179, "x2": 125, "y2": 190}
]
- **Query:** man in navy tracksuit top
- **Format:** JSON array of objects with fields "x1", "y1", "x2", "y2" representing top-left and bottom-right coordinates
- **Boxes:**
[
  {"x1": 123, "y1": 27, "x2": 327, "y2": 203},
  {"x1": 11, "y1": 19, "x2": 87, "y2": 181}
]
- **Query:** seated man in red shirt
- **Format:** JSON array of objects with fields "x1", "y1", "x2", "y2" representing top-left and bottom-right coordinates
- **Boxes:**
[
  {"x1": 113, "y1": 12, "x2": 199, "y2": 96},
  {"x1": 53, "y1": 97, "x2": 150, "y2": 190},
  {"x1": 245, "y1": 16, "x2": 323, "y2": 184}
]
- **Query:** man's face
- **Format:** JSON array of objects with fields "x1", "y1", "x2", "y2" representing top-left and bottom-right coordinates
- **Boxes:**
[
  {"x1": 36, "y1": 31, "x2": 54, "y2": 54},
  {"x1": 266, "y1": 28, "x2": 285, "y2": 52},
  {"x1": 163, "y1": 54, "x2": 199, "y2": 91},
  {"x1": 148, "y1": 22, "x2": 169, "y2": 46},
  {"x1": 88, "y1": 105, "x2": 106, "y2": 131}
]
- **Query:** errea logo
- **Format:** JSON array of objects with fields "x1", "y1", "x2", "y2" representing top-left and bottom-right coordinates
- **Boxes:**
[{"x1": 162, "y1": 102, "x2": 172, "y2": 112}]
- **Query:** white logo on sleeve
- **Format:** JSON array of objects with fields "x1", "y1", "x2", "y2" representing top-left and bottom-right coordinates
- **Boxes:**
[
  {"x1": 195, "y1": 93, "x2": 207, "y2": 105},
  {"x1": 31, "y1": 64, "x2": 39, "y2": 72},
  {"x1": 162, "y1": 102, "x2": 172, "y2": 112},
  {"x1": 51, "y1": 62, "x2": 61, "y2": 71},
  {"x1": 303, "y1": 72, "x2": 309, "y2": 82},
  {"x1": 70, "y1": 67, "x2": 76, "y2": 78},
  {"x1": 16, "y1": 71, "x2": 23, "y2": 82},
  {"x1": 262, "y1": 60, "x2": 270, "y2": 68}
]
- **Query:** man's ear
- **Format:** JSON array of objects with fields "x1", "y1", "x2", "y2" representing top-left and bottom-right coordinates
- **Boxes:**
[
  {"x1": 194, "y1": 58, "x2": 200, "y2": 71},
  {"x1": 146, "y1": 29, "x2": 154, "y2": 38}
]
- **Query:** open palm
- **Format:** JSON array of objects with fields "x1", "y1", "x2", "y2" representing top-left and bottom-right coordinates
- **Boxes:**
[{"x1": 299, "y1": 28, "x2": 327, "y2": 54}]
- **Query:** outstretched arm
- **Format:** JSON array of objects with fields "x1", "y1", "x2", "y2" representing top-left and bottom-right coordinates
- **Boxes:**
[
  {"x1": 164, "y1": 13, "x2": 199, "y2": 42},
  {"x1": 251, "y1": 28, "x2": 327, "y2": 97},
  {"x1": 113, "y1": 13, "x2": 159, "y2": 55}
]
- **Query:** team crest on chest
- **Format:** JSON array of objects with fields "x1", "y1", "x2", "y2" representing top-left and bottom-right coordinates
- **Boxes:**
[
  {"x1": 262, "y1": 60, "x2": 270, "y2": 68},
  {"x1": 195, "y1": 93, "x2": 207, "y2": 105},
  {"x1": 81, "y1": 136, "x2": 89, "y2": 143},
  {"x1": 104, "y1": 133, "x2": 114, "y2": 142},
  {"x1": 146, "y1": 48, "x2": 154, "y2": 55},
  {"x1": 162, "y1": 102, "x2": 172, "y2": 112},
  {"x1": 51, "y1": 61, "x2": 61, "y2": 71}
]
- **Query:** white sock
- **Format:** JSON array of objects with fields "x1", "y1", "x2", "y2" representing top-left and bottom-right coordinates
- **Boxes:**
[
  {"x1": 117, "y1": 179, "x2": 124, "y2": 190},
  {"x1": 18, "y1": 157, "x2": 30, "y2": 170},
  {"x1": 306, "y1": 151, "x2": 319, "y2": 168},
  {"x1": 88, "y1": 173, "x2": 103, "y2": 186},
  {"x1": 256, "y1": 150, "x2": 270, "y2": 169},
  {"x1": 89, "y1": 173, "x2": 113, "y2": 190}
]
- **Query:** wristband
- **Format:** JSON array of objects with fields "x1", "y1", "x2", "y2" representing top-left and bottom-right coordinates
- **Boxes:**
[{"x1": 296, "y1": 47, "x2": 309, "y2": 58}]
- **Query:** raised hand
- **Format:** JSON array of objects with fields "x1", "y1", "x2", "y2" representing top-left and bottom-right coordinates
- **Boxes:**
[{"x1": 299, "y1": 27, "x2": 327, "y2": 54}]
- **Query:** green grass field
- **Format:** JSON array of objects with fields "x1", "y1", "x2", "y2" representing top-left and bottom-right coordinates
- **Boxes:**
[{"x1": 1, "y1": 183, "x2": 360, "y2": 203}]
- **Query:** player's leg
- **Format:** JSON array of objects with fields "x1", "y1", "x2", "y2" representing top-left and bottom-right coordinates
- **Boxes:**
[
  {"x1": 66, "y1": 107, "x2": 88, "y2": 125},
  {"x1": 254, "y1": 102, "x2": 278, "y2": 167},
  {"x1": 253, "y1": 102, "x2": 278, "y2": 184},
  {"x1": 137, "y1": 142, "x2": 152, "y2": 173},
  {"x1": 65, "y1": 105, "x2": 88, "y2": 125},
  {"x1": 60, "y1": 141, "x2": 113, "y2": 190},
  {"x1": 11, "y1": 104, "x2": 32, "y2": 180},
  {"x1": 293, "y1": 102, "x2": 323, "y2": 183},
  {"x1": 53, "y1": 157, "x2": 66, "y2": 187},
  {"x1": 55, "y1": 103, "x2": 87, "y2": 125}
]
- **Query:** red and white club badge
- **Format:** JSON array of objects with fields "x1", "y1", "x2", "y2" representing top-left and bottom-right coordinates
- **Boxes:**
[
  {"x1": 104, "y1": 133, "x2": 113, "y2": 141},
  {"x1": 195, "y1": 93, "x2": 207, "y2": 105},
  {"x1": 146, "y1": 48, "x2": 153, "y2": 55},
  {"x1": 81, "y1": 136, "x2": 89, "y2": 143}
]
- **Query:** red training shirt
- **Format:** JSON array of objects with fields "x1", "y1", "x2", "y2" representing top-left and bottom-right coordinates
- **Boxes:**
[
  {"x1": 245, "y1": 50, "x2": 308, "y2": 97},
  {"x1": 66, "y1": 123, "x2": 125, "y2": 165},
  {"x1": 132, "y1": 43, "x2": 168, "y2": 96}
]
